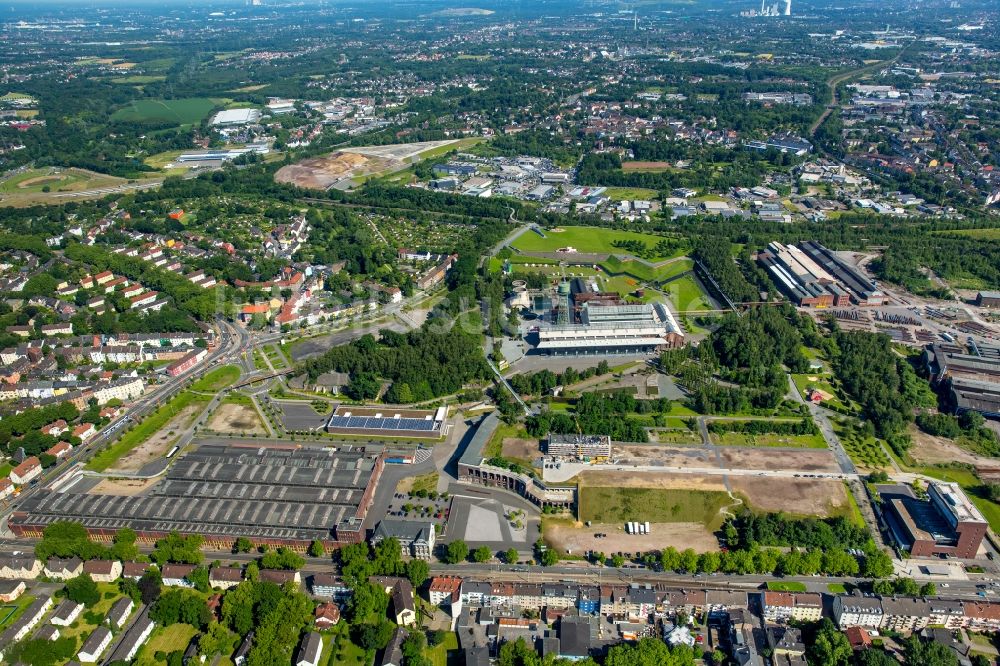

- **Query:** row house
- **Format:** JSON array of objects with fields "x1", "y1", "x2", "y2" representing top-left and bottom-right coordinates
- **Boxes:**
[{"x1": 762, "y1": 592, "x2": 823, "y2": 623}]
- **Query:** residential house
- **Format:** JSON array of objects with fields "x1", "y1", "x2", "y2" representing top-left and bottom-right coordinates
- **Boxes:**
[
  {"x1": 83, "y1": 559, "x2": 122, "y2": 583},
  {"x1": 106, "y1": 596, "x2": 135, "y2": 629},
  {"x1": 258, "y1": 569, "x2": 301, "y2": 586},
  {"x1": 50, "y1": 600, "x2": 84, "y2": 626},
  {"x1": 122, "y1": 562, "x2": 149, "y2": 580},
  {"x1": 0, "y1": 479, "x2": 13, "y2": 501},
  {"x1": 72, "y1": 423, "x2": 96, "y2": 442},
  {"x1": 833, "y1": 593, "x2": 884, "y2": 629},
  {"x1": 44, "y1": 557, "x2": 83, "y2": 580},
  {"x1": 429, "y1": 576, "x2": 463, "y2": 607},
  {"x1": 0, "y1": 555, "x2": 41, "y2": 579},
  {"x1": 0, "y1": 580, "x2": 25, "y2": 602},
  {"x1": 10, "y1": 456, "x2": 42, "y2": 485},
  {"x1": 209, "y1": 566, "x2": 244, "y2": 590},
  {"x1": 295, "y1": 632, "x2": 323, "y2": 666},
  {"x1": 161, "y1": 564, "x2": 197, "y2": 587},
  {"x1": 314, "y1": 602, "x2": 341, "y2": 629},
  {"x1": 370, "y1": 521, "x2": 436, "y2": 560},
  {"x1": 881, "y1": 597, "x2": 932, "y2": 633},
  {"x1": 310, "y1": 574, "x2": 351, "y2": 600},
  {"x1": 78, "y1": 626, "x2": 113, "y2": 663},
  {"x1": 45, "y1": 441, "x2": 73, "y2": 460},
  {"x1": 0, "y1": 595, "x2": 52, "y2": 643}
]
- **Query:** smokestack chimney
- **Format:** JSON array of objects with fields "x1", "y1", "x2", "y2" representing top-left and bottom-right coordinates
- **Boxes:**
[{"x1": 784, "y1": 0, "x2": 791, "y2": 15}]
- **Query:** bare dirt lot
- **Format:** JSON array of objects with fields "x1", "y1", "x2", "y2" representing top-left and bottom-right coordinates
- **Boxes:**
[
  {"x1": 908, "y1": 425, "x2": 985, "y2": 466},
  {"x1": 729, "y1": 476, "x2": 850, "y2": 517},
  {"x1": 89, "y1": 477, "x2": 159, "y2": 496},
  {"x1": 501, "y1": 438, "x2": 539, "y2": 461},
  {"x1": 207, "y1": 402, "x2": 266, "y2": 435},
  {"x1": 720, "y1": 447, "x2": 841, "y2": 473},
  {"x1": 546, "y1": 521, "x2": 718, "y2": 555},
  {"x1": 577, "y1": 470, "x2": 728, "y2": 491},
  {"x1": 275, "y1": 140, "x2": 461, "y2": 190},
  {"x1": 111, "y1": 403, "x2": 204, "y2": 472},
  {"x1": 614, "y1": 445, "x2": 713, "y2": 467},
  {"x1": 275, "y1": 151, "x2": 385, "y2": 189}
]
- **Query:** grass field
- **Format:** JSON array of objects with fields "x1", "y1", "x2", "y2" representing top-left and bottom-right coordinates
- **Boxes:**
[
  {"x1": 86, "y1": 391, "x2": 209, "y2": 472},
  {"x1": 263, "y1": 345, "x2": 288, "y2": 369},
  {"x1": 767, "y1": 581, "x2": 807, "y2": 592},
  {"x1": 252, "y1": 349, "x2": 269, "y2": 371},
  {"x1": 0, "y1": 463, "x2": 11, "y2": 479},
  {"x1": 111, "y1": 97, "x2": 230, "y2": 124},
  {"x1": 136, "y1": 623, "x2": 199, "y2": 666},
  {"x1": 664, "y1": 274, "x2": 713, "y2": 312},
  {"x1": 328, "y1": 622, "x2": 371, "y2": 666},
  {"x1": 934, "y1": 228, "x2": 1000, "y2": 240},
  {"x1": 709, "y1": 431, "x2": 828, "y2": 449},
  {"x1": 424, "y1": 632, "x2": 459, "y2": 666},
  {"x1": 602, "y1": 186, "x2": 659, "y2": 201},
  {"x1": 598, "y1": 255, "x2": 691, "y2": 283},
  {"x1": 512, "y1": 226, "x2": 676, "y2": 258},
  {"x1": 111, "y1": 75, "x2": 167, "y2": 84},
  {"x1": 190, "y1": 365, "x2": 241, "y2": 392},
  {"x1": 0, "y1": 595, "x2": 35, "y2": 629},
  {"x1": 579, "y1": 485, "x2": 733, "y2": 529}
]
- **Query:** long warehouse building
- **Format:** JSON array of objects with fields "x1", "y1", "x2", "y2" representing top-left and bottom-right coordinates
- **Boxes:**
[
  {"x1": 536, "y1": 302, "x2": 683, "y2": 355},
  {"x1": 9, "y1": 443, "x2": 384, "y2": 549}
]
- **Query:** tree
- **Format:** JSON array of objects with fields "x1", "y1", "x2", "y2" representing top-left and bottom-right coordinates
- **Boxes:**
[
  {"x1": 444, "y1": 540, "x2": 469, "y2": 564},
  {"x1": 308, "y1": 540, "x2": 324, "y2": 558},
  {"x1": 503, "y1": 548, "x2": 519, "y2": 564},
  {"x1": 471, "y1": 546, "x2": 493, "y2": 563},
  {"x1": 605, "y1": 638, "x2": 696, "y2": 666},
  {"x1": 138, "y1": 569, "x2": 162, "y2": 606},
  {"x1": 856, "y1": 649, "x2": 900, "y2": 666},
  {"x1": 111, "y1": 528, "x2": 139, "y2": 561},
  {"x1": 354, "y1": 621, "x2": 395, "y2": 650},
  {"x1": 920, "y1": 582, "x2": 937, "y2": 597},
  {"x1": 539, "y1": 549, "x2": 559, "y2": 567},
  {"x1": 234, "y1": 537, "x2": 253, "y2": 554},
  {"x1": 862, "y1": 550, "x2": 895, "y2": 579},
  {"x1": 64, "y1": 574, "x2": 100, "y2": 606},
  {"x1": 902, "y1": 636, "x2": 959, "y2": 666},
  {"x1": 406, "y1": 559, "x2": 429, "y2": 588},
  {"x1": 809, "y1": 619, "x2": 851, "y2": 666},
  {"x1": 222, "y1": 582, "x2": 256, "y2": 636},
  {"x1": 199, "y1": 622, "x2": 236, "y2": 658}
]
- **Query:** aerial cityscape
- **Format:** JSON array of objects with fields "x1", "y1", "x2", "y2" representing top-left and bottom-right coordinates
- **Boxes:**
[{"x1": 0, "y1": 0, "x2": 998, "y2": 664}]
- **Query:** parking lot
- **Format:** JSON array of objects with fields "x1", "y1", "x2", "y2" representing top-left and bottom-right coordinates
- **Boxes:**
[{"x1": 274, "y1": 400, "x2": 331, "y2": 431}]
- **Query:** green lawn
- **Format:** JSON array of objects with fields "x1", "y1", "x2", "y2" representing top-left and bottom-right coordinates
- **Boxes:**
[
  {"x1": 190, "y1": 365, "x2": 241, "y2": 392},
  {"x1": 110, "y1": 97, "x2": 230, "y2": 124},
  {"x1": 264, "y1": 345, "x2": 288, "y2": 370},
  {"x1": 0, "y1": 462, "x2": 11, "y2": 479},
  {"x1": 327, "y1": 623, "x2": 370, "y2": 666},
  {"x1": 653, "y1": 430, "x2": 703, "y2": 445},
  {"x1": 424, "y1": 632, "x2": 459, "y2": 666},
  {"x1": 136, "y1": 623, "x2": 199, "y2": 666},
  {"x1": 252, "y1": 349, "x2": 269, "y2": 370},
  {"x1": 0, "y1": 594, "x2": 36, "y2": 629},
  {"x1": 767, "y1": 581, "x2": 807, "y2": 592},
  {"x1": 512, "y1": 226, "x2": 677, "y2": 258},
  {"x1": 828, "y1": 583, "x2": 848, "y2": 594},
  {"x1": 598, "y1": 255, "x2": 690, "y2": 283},
  {"x1": 709, "y1": 431, "x2": 828, "y2": 449},
  {"x1": 86, "y1": 391, "x2": 209, "y2": 472},
  {"x1": 111, "y1": 75, "x2": 167, "y2": 84},
  {"x1": 664, "y1": 274, "x2": 713, "y2": 312},
  {"x1": 602, "y1": 186, "x2": 660, "y2": 201},
  {"x1": 579, "y1": 485, "x2": 734, "y2": 529}
]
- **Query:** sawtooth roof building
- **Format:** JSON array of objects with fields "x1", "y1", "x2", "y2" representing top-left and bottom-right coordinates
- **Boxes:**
[{"x1": 10, "y1": 443, "x2": 385, "y2": 549}]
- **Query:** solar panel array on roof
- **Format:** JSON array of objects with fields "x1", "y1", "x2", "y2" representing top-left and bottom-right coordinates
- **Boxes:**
[{"x1": 326, "y1": 416, "x2": 438, "y2": 431}]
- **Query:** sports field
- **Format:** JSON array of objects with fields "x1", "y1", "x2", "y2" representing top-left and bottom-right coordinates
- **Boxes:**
[
  {"x1": 110, "y1": 97, "x2": 230, "y2": 124},
  {"x1": 579, "y1": 485, "x2": 733, "y2": 529}
]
